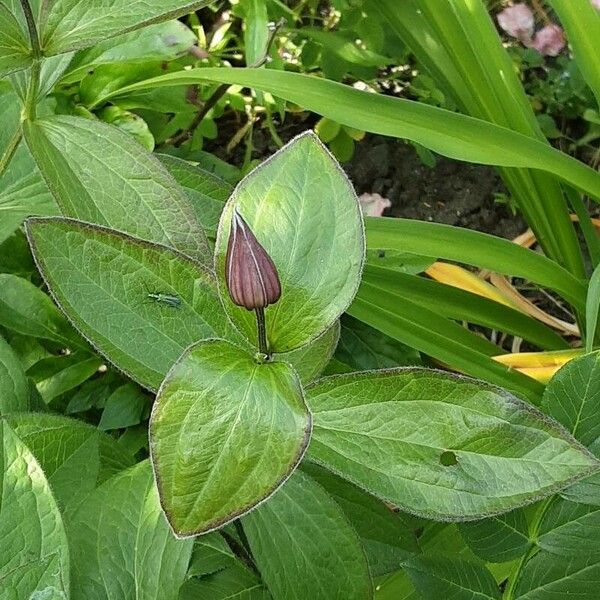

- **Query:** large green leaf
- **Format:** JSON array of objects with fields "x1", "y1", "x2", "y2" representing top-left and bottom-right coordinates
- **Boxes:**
[
  {"x1": 4, "y1": 412, "x2": 134, "y2": 508},
  {"x1": 542, "y1": 351, "x2": 600, "y2": 455},
  {"x1": 180, "y1": 565, "x2": 270, "y2": 600},
  {"x1": 0, "y1": 335, "x2": 29, "y2": 413},
  {"x1": 158, "y1": 153, "x2": 232, "y2": 237},
  {"x1": 402, "y1": 555, "x2": 501, "y2": 600},
  {"x1": 242, "y1": 469, "x2": 372, "y2": 600},
  {"x1": 25, "y1": 217, "x2": 242, "y2": 390},
  {"x1": 40, "y1": 0, "x2": 211, "y2": 56},
  {"x1": 67, "y1": 460, "x2": 192, "y2": 600},
  {"x1": 23, "y1": 115, "x2": 211, "y2": 265},
  {"x1": 214, "y1": 132, "x2": 364, "y2": 353},
  {"x1": 62, "y1": 20, "x2": 197, "y2": 84},
  {"x1": 306, "y1": 369, "x2": 598, "y2": 520},
  {"x1": 150, "y1": 339, "x2": 310, "y2": 536},
  {"x1": 303, "y1": 462, "x2": 418, "y2": 576},
  {"x1": 105, "y1": 68, "x2": 600, "y2": 202},
  {"x1": 0, "y1": 421, "x2": 69, "y2": 598}
]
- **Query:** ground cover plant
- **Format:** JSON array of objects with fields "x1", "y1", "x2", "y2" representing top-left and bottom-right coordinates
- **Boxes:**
[{"x1": 1, "y1": 0, "x2": 600, "y2": 599}]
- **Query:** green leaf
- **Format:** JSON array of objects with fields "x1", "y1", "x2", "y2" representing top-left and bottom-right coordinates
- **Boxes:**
[
  {"x1": 214, "y1": 132, "x2": 365, "y2": 353},
  {"x1": 0, "y1": 273, "x2": 84, "y2": 349},
  {"x1": 187, "y1": 533, "x2": 235, "y2": 578},
  {"x1": 537, "y1": 497, "x2": 600, "y2": 557},
  {"x1": 4, "y1": 412, "x2": 134, "y2": 508},
  {"x1": 28, "y1": 352, "x2": 103, "y2": 403},
  {"x1": 0, "y1": 421, "x2": 69, "y2": 598},
  {"x1": 363, "y1": 264, "x2": 567, "y2": 351},
  {"x1": 245, "y1": 0, "x2": 269, "y2": 66},
  {"x1": 0, "y1": 142, "x2": 57, "y2": 244},
  {"x1": 67, "y1": 460, "x2": 192, "y2": 600},
  {"x1": 180, "y1": 565, "x2": 270, "y2": 600},
  {"x1": 302, "y1": 462, "x2": 418, "y2": 576},
  {"x1": 40, "y1": 0, "x2": 212, "y2": 55},
  {"x1": 402, "y1": 555, "x2": 501, "y2": 600},
  {"x1": 335, "y1": 314, "x2": 421, "y2": 371},
  {"x1": 349, "y1": 279, "x2": 544, "y2": 403},
  {"x1": 306, "y1": 369, "x2": 598, "y2": 521},
  {"x1": 242, "y1": 469, "x2": 372, "y2": 600},
  {"x1": 364, "y1": 218, "x2": 586, "y2": 310},
  {"x1": 149, "y1": 339, "x2": 310, "y2": 536},
  {"x1": 586, "y1": 266, "x2": 600, "y2": 353},
  {"x1": 0, "y1": 5, "x2": 31, "y2": 77},
  {"x1": 513, "y1": 552, "x2": 600, "y2": 599},
  {"x1": 25, "y1": 217, "x2": 243, "y2": 390},
  {"x1": 274, "y1": 320, "x2": 340, "y2": 384},
  {"x1": 105, "y1": 68, "x2": 600, "y2": 203},
  {"x1": 458, "y1": 509, "x2": 530, "y2": 563},
  {"x1": 0, "y1": 334, "x2": 29, "y2": 413},
  {"x1": 98, "y1": 382, "x2": 149, "y2": 430},
  {"x1": 62, "y1": 20, "x2": 197, "y2": 84},
  {"x1": 158, "y1": 153, "x2": 233, "y2": 237},
  {"x1": 542, "y1": 351, "x2": 600, "y2": 454},
  {"x1": 23, "y1": 115, "x2": 211, "y2": 265},
  {"x1": 561, "y1": 472, "x2": 600, "y2": 506}
]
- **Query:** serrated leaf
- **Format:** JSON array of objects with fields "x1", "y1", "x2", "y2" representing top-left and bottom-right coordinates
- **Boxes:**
[
  {"x1": 5, "y1": 412, "x2": 135, "y2": 508},
  {"x1": 306, "y1": 369, "x2": 599, "y2": 520},
  {"x1": 67, "y1": 460, "x2": 192, "y2": 600},
  {"x1": 542, "y1": 351, "x2": 600, "y2": 454},
  {"x1": 0, "y1": 335, "x2": 29, "y2": 413},
  {"x1": 159, "y1": 153, "x2": 233, "y2": 237},
  {"x1": 302, "y1": 462, "x2": 418, "y2": 576},
  {"x1": 40, "y1": 0, "x2": 211, "y2": 55},
  {"x1": 403, "y1": 555, "x2": 501, "y2": 600},
  {"x1": 458, "y1": 509, "x2": 530, "y2": 563},
  {"x1": 0, "y1": 421, "x2": 69, "y2": 598},
  {"x1": 150, "y1": 339, "x2": 310, "y2": 536},
  {"x1": 62, "y1": 20, "x2": 197, "y2": 84},
  {"x1": 25, "y1": 217, "x2": 243, "y2": 390},
  {"x1": 23, "y1": 115, "x2": 211, "y2": 265},
  {"x1": 242, "y1": 469, "x2": 372, "y2": 600},
  {"x1": 214, "y1": 131, "x2": 364, "y2": 353}
]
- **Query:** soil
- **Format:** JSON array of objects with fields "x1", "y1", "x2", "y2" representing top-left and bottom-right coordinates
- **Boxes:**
[{"x1": 209, "y1": 119, "x2": 526, "y2": 241}]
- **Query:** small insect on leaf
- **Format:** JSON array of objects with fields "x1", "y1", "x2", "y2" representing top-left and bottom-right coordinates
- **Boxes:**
[{"x1": 147, "y1": 292, "x2": 182, "y2": 308}]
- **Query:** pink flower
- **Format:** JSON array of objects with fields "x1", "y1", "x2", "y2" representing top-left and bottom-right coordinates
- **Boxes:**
[
  {"x1": 497, "y1": 4, "x2": 535, "y2": 41},
  {"x1": 593, "y1": 0, "x2": 600, "y2": 9},
  {"x1": 526, "y1": 24, "x2": 565, "y2": 56},
  {"x1": 358, "y1": 193, "x2": 391, "y2": 217}
]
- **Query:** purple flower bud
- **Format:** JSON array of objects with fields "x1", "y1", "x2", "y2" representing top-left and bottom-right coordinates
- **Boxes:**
[
  {"x1": 225, "y1": 210, "x2": 281, "y2": 311},
  {"x1": 497, "y1": 4, "x2": 534, "y2": 42}
]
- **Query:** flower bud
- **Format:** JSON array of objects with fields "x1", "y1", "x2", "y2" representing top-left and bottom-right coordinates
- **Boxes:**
[{"x1": 225, "y1": 210, "x2": 281, "y2": 310}]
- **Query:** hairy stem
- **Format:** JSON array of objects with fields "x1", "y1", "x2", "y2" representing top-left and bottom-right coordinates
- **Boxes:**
[
  {"x1": 255, "y1": 307, "x2": 268, "y2": 355},
  {"x1": 19, "y1": 0, "x2": 42, "y2": 120}
]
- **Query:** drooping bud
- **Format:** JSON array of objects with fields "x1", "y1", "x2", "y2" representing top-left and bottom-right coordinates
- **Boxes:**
[{"x1": 225, "y1": 210, "x2": 281, "y2": 311}]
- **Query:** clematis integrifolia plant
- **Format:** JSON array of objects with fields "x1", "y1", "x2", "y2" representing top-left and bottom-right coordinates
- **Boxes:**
[{"x1": 225, "y1": 209, "x2": 281, "y2": 357}]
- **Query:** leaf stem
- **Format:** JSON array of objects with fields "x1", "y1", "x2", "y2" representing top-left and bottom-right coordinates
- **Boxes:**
[
  {"x1": 255, "y1": 307, "x2": 268, "y2": 355},
  {"x1": 19, "y1": 0, "x2": 42, "y2": 120},
  {"x1": 0, "y1": 127, "x2": 22, "y2": 178},
  {"x1": 503, "y1": 497, "x2": 554, "y2": 599}
]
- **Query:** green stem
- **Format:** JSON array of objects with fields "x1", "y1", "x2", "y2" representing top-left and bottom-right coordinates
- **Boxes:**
[
  {"x1": 0, "y1": 127, "x2": 22, "y2": 178},
  {"x1": 255, "y1": 307, "x2": 268, "y2": 355},
  {"x1": 19, "y1": 0, "x2": 42, "y2": 120},
  {"x1": 503, "y1": 497, "x2": 555, "y2": 599}
]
